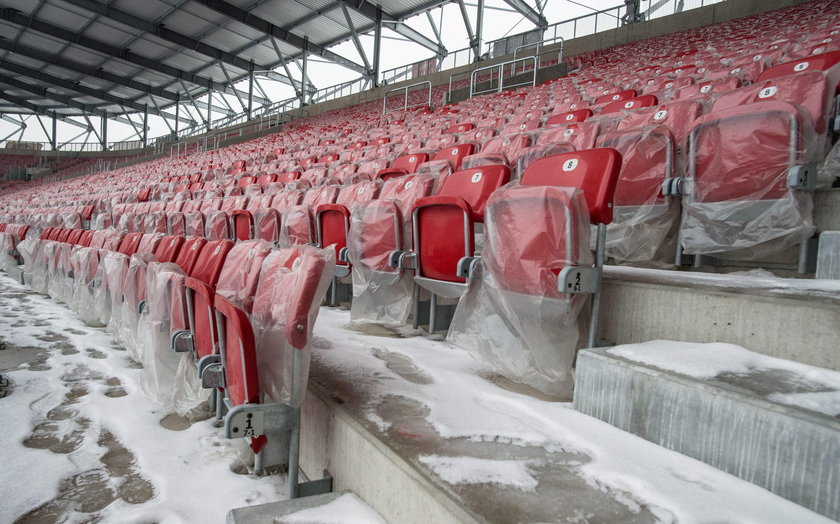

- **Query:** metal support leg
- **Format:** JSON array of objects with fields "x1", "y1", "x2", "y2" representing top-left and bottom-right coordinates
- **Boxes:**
[
  {"x1": 412, "y1": 283, "x2": 420, "y2": 330},
  {"x1": 287, "y1": 348, "x2": 303, "y2": 499},
  {"x1": 254, "y1": 447, "x2": 264, "y2": 476},
  {"x1": 587, "y1": 223, "x2": 606, "y2": 348},
  {"x1": 429, "y1": 293, "x2": 438, "y2": 334},
  {"x1": 288, "y1": 415, "x2": 301, "y2": 499}
]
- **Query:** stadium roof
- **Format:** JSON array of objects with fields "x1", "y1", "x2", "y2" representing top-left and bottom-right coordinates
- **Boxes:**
[{"x1": 0, "y1": 0, "x2": 552, "y2": 124}]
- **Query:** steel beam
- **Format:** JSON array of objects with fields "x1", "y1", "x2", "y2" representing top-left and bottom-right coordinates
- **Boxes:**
[
  {"x1": 61, "y1": 0, "x2": 300, "y2": 89},
  {"x1": 0, "y1": 8, "x2": 268, "y2": 105},
  {"x1": 501, "y1": 0, "x2": 549, "y2": 28},
  {"x1": 0, "y1": 38, "x2": 182, "y2": 104},
  {"x1": 373, "y1": 6, "x2": 382, "y2": 87},
  {"x1": 193, "y1": 0, "x2": 367, "y2": 74},
  {"x1": 0, "y1": 59, "x2": 195, "y2": 126},
  {"x1": 455, "y1": 0, "x2": 479, "y2": 61},
  {"x1": 476, "y1": 0, "x2": 485, "y2": 60},
  {"x1": 340, "y1": 1, "x2": 372, "y2": 74},
  {"x1": 338, "y1": 0, "x2": 447, "y2": 57}
]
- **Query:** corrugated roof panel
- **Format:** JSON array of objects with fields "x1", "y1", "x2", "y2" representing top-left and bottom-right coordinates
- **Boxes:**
[
  {"x1": 58, "y1": 46, "x2": 110, "y2": 67},
  {"x1": 14, "y1": 32, "x2": 68, "y2": 55},
  {"x1": 37, "y1": 2, "x2": 92, "y2": 33},
  {"x1": 0, "y1": 0, "x2": 461, "y2": 117},
  {"x1": 111, "y1": 0, "x2": 179, "y2": 21}
]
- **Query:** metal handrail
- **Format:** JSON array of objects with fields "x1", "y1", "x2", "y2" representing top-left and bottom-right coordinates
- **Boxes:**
[
  {"x1": 513, "y1": 35, "x2": 565, "y2": 65},
  {"x1": 383, "y1": 81, "x2": 432, "y2": 114},
  {"x1": 469, "y1": 56, "x2": 537, "y2": 98}
]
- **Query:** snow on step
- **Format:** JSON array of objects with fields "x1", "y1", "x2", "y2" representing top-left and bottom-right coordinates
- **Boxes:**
[{"x1": 575, "y1": 341, "x2": 840, "y2": 521}]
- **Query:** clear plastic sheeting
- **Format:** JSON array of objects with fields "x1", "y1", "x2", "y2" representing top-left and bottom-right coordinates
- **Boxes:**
[
  {"x1": 347, "y1": 201, "x2": 413, "y2": 326},
  {"x1": 16, "y1": 235, "x2": 41, "y2": 273},
  {"x1": 31, "y1": 240, "x2": 56, "y2": 294},
  {"x1": 279, "y1": 206, "x2": 314, "y2": 248},
  {"x1": 71, "y1": 247, "x2": 102, "y2": 323},
  {"x1": 0, "y1": 232, "x2": 19, "y2": 271},
  {"x1": 116, "y1": 253, "x2": 156, "y2": 356},
  {"x1": 347, "y1": 174, "x2": 436, "y2": 326},
  {"x1": 597, "y1": 126, "x2": 678, "y2": 265},
  {"x1": 681, "y1": 103, "x2": 817, "y2": 258},
  {"x1": 99, "y1": 251, "x2": 130, "y2": 329},
  {"x1": 48, "y1": 243, "x2": 76, "y2": 303},
  {"x1": 135, "y1": 262, "x2": 195, "y2": 413},
  {"x1": 214, "y1": 239, "x2": 274, "y2": 312},
  {"x1": 252, "y1": 246, "x2": 333, "y2": 407},
  {"x1": 818, "y1": 139, "x2": 840, "y2": 186},
  {"x1": 448, "y1": 185, "x2": 593, "y2": 398}
]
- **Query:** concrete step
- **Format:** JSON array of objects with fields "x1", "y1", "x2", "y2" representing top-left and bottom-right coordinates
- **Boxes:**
[
  {"x1": 599, "y1": 266, "x2": 840, "y2": 371},
  {"x1": 296, "y1": 308, "x2": 833, "y2": 524},
  {"x1": 227, "y1": 491, "x2": 385, "y2": 524},
  {"x1": 574, "y1": 344, "x2": 840, "y2": 521}
]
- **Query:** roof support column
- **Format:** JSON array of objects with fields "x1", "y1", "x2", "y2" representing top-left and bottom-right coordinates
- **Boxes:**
[
  {"x1": 51, "y1": 117, "x2": 57, "y2": 151},
  {"x1": 143, "y1": 106, "x2": 149, "y2": 148},
  {"x1": 456, "y1": 0, "x2": 478, "y2": 62},
  {"x1": 207, "y1": 91, "x2": 212, "y2": 130},
  {"x1": 247, "y1": 61, "x2": 254, "y2": 121},
  {"x1": 476, "y1": 0, "x2": 485, "y2": 61},
  {"x1": 179, "y1": 80, "x2": 210, "y2": 131},
  {"x1": 34, "y1": 115, "x2": 50, "y2": 147},
  {"x1": 175, "y1": 96, "x2": 180, "y2": 135},
  {"x1": 219, "y1": 62, "x2": 247, "y2": 112},
  {"x1": 373, "y1": 6, "x2": 382, "y2": 87},
  {"x1": 84, "y1": 114, "x2": 103, "y2": 146},
  {"x1": 623, "y1": 0, "x2": 644, "y2": 24},
  {"x1": 301, "y1": 37, "x2": 309, "y2": 106},
  {"x1": 101, "y1": 112, "x2": 108, "y2": 150}
]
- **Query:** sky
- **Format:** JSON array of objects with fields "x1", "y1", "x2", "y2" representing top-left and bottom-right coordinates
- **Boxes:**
[{"x1": 0, "y1": 0, "x2": 710, "y2": 150}]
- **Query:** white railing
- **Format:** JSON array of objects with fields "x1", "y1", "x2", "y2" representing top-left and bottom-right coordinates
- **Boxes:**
[
  {"x1": 382, "y1": 81, "x2": 433, "y2": 114},
  {"x1": 469, "y1": 56, "x2": 537, "y2": 98}
]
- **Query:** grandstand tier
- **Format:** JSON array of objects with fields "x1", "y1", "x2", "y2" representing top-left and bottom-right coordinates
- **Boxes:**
[{"x1": 1, "y1": 0, "x2": 840, "y2": 522}]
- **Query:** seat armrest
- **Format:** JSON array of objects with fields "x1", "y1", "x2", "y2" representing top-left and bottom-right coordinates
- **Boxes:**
[
  {"x1": 388, "y1": 250, "x2": 416, "y2": 269},
  {"x1": 788, "y1": 164, "x2": 817, "y2": 191},
  {"x1": 558, "y1": 266, "x2": 602, "y2": 294},
  {"x1": 456, "y1": 256, "x2": 481, "y2": 279}
]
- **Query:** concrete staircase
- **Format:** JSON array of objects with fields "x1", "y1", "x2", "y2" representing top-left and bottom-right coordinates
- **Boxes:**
[{"x1": 575, "y1": 345, "x2": 840, "y2": 520}]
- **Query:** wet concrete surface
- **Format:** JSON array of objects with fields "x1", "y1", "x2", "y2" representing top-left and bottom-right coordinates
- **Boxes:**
[{"x1": 309, "y1": 348, "x2": 661, "y2": 524}]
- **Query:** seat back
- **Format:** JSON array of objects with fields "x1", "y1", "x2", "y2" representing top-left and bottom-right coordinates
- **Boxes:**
[
  {"x1": 412, "y1": 166, "x2": 511, "y2": 283},
  {"x1": 711, "y1": 71, "x2": 833, "y2": 131},
  {"x1": 546, "y1": 109, "x2": 592, "y2": 126},
  {"x1": 757, "y1": 50, "x2": 840, "y2": 83},
  {"x1": 154, "y1": 235, "x2": 184, "y2": 264},
  {"x1": 600, "y1": 95, "x2": 659, "y2": 114},
  {"x1": 117, "y1": 232, "x2": 144, "y2": 256},
  {"x1": 433, "y1": 144, "x2": 475, "y2": 171},
  {"x1": 483, "y1": 185, "x2": 590, "y2": 297},
  {"x1": 214, "y1": 239, "x2": 273, "y2": 314},
  {"x1": 174, "y1": 237, "x2": 207, "y2": 274},
  {"x1": 595, "y1": 89, "x2": 637, "y2": 105},
  {"x1": 391, "y1": 153, "x2": 428, "y2": 174},
  {"x1": 687, "y1": 101, "x2": 804, "y2": 203},
  {"x1": 521, "y1": 148, "x2": 622, "y2": 225},
  {"x1": 615, "y1": 100, "x2": 706, "y2": 144},
  {"x1": 597, "y1": 126, "x2": 675, "y2": 208}
]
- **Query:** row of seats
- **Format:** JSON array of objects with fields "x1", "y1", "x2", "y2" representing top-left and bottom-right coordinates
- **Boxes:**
[
  {"x1": 17, "y1": 223, "x2": 333, "y2": 461},
  {"x1": 1, "y1": 0, "x2": 838, "y2": 404}
]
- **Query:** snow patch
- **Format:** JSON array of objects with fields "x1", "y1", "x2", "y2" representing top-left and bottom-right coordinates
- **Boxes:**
[
  {"x1": 281, "y1": 493, "x2": 387, "y2": 524},
  {"x1": 419, "y1": 455, "x2": 540, "y2": 492}
]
